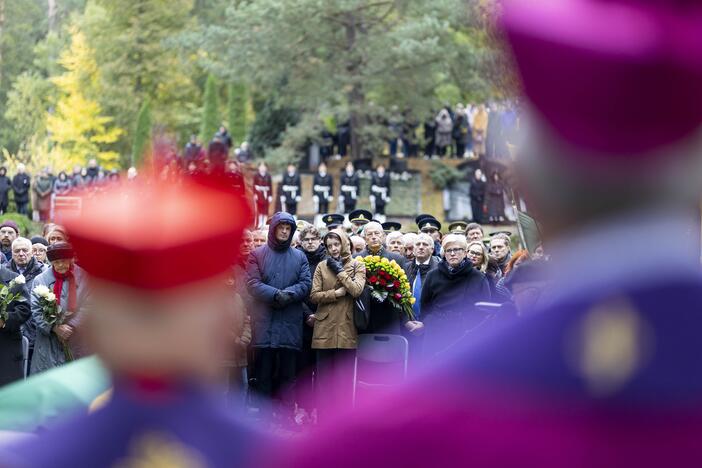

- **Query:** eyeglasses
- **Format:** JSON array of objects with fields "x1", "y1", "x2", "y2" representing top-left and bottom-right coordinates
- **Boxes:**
[
  {"x1": 467, "y1": 250, "x2": 483, "y2": 257},
  {"x1": 445, "y1": 248, "x2": 465, "y2": 256}
]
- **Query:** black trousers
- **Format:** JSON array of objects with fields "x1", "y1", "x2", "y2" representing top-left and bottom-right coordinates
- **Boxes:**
[
  {"x1": 256, "y1": 347, "x2": 298, "y2": 409},
  {"x1": 284, "y1": 201, "x2": 298, "y2": 216},
  {"x1": 343, "y1": 196, "x2": 357, "y2": 213},
  {"x1": 316, "y1": 349, "x2": 355, "y2": 420},
  {"x1": 318, "y1": 200, "x2": 329, "y2": 215}
]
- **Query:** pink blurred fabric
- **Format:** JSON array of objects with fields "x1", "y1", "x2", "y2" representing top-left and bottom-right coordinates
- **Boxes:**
[
  {"x1": 501, "y1": 0, "x2": 702, "y2": 157},
  {"x1": 263, "y1": 378, "x2": 702, "y2": 468}
]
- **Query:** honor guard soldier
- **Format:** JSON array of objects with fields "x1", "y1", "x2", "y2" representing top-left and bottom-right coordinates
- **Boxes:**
[
  {"x1": 369, "y1": 164, "x2": 391, "y2": 223},
  {"x1": 348, "y1": 209, "x2": 373, "y2": 236},
  {"x1": 267, "y1": 0, "x2": 702, "y2": 466},
  {"x1": 312, "y1": 163, "x2": 334, "y2": 216},
  {"x1": 417, "y1": 215, "x2": 442, "y2": 256},
  {"x1": 280, "y1": 163, "x2": 302, "y2": 216},
  {"x1": 253, "y1": 162, "x2": 273, "y2": 228},
  {"x1": 3, "y1": 173, "x2": 271, "y2": 467},
  {"x1": 339, "y1": 161, "x2": 360, "y2": 214}
]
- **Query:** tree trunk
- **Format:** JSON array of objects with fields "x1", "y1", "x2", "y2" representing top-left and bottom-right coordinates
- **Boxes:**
[
  {"x1": 345, "y1": 12, "x2": 366, "y2": 161},
  {"x1": 0, "y1": 0, "x2": 5, "y2": 91},
  {"x1": 48, "y1": 0, "x2": 57, "y2": 33}
]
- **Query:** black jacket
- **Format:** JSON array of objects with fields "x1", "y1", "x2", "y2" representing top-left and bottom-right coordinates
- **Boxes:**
[
  {"x1": 312, "y1": 173, "x2": 333, "y2": 201},
  {"x1": 12, "y1": 173, "x2": 31, "y2": 204},
  {"x1": 281, "y1": 172, "x2": 301, "y2": 200},
  {"x1": 0, "y1": 175, "x2": 11, "y2": 205},
  {"x1": 420, "y1": 259, "x2": 491, "y2": 320},
  {"x1": 0, "y1": 267, "x2": 31, "y2": 386},
  {"x1": 406, "y1": 256, "x2": 440, "y2": 288}
]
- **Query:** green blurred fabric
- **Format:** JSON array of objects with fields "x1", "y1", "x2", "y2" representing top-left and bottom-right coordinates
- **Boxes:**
[
  {"x1": 517, "y1": 210, "x2": 542, "y2": 254},
  {"x1": 0, "y1": 357, "x2": 110, "y2": 432}
]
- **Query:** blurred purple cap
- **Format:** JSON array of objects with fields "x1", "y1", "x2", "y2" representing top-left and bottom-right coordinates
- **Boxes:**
[{"x1": 501, "y1": 0, "x2": 702, "y2": 158}]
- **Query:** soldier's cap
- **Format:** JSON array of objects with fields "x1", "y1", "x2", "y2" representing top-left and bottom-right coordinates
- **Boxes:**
[
  {"x1": 46, "y1": 242, "x2": 74, "y2": 262},
  {"x1": 501, "y1": 0, "x2": 702, "y2": 158},
  {"x1": 489, "y1": 231, "x2": 513, "y2": 238},
  {"x1": 420, "y1": 218, "x2": 442, "y2": 232},
  {"x1": 415, "y1": 214, "x2": 434, "y2": 226},
  {"x1": 323, "y1": 214, "x2": 345, "y2": 228},
  {"x1": 349, "y1": 209, "x2": 373, "y2": 225},
  {"x1": 64, "y1": 174, "x2": 252, "y2": 290},
  {"x1": 448, "y1": 221, "x2": 468, "y2": 234},
  {"x1": 296, "y1": 220, "x2": 312, "y2": 232},
  {"x1": 381, "y1": 222, "x2": 402, "y2": 233}
]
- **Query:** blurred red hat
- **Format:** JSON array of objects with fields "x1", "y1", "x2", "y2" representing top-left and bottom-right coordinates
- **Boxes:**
[
  {"x1": 501, "y1": 0, "x2": 702, "y2": 158},
  {"x1": 64, "y1": 175, "x2": 252, "y2": 290}
]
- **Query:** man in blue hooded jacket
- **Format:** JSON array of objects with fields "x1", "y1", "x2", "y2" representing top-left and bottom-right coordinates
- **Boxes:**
[{"x1": 247, "y1": 212, "x2": 311, "y2": 421}]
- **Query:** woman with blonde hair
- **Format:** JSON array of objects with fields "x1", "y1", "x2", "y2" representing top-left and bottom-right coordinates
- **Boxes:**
[{"x1": 466, "y1": 241, "x2": 489, "y2": 273}]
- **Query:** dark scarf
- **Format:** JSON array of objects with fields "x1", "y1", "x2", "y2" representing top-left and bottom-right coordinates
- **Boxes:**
[
  {"x1": 442, "y1": 258, "x2": 471, "y2": 277},
  {"x1": 53, "y1": 266, "x2": 77, "y2": 311},
  {"x1": 414, "y1": 259, "x2": 434, "y2": 280}
]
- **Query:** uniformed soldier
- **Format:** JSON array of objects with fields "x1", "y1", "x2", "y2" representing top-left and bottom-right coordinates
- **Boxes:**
[
  {"x1": 348, "y1": 209, "x2": 373, "y2": 236},
  {"x1": 339, "y1": 162, "x2": 360, "y2": 214},
  {"x1": 3, "y1": 173, "x2": 271, "y2": 467},
  {"x1": 381, "y1": 221, "x2": 402, "y2": 234},
  {"x1": 266, "y1": 0, "x2": 702, "y2": 465},
  {"x1": 312, "y1": 163, "x2": 334, "y2": 215},
  {"x1": 253, "y1": 162, "x2": 273, "y2": 228},
  {"x1": 322, "y1": 213, "x2": 345, "y2": 230},
  {"x1": 280, "y1": 163, "x2": 302, "y2": 216},
  {"x1": 417, "y1": 215, "x2": 442, "y2": 257},
  {"x1": 369, "y1": 164, "x2": 391, "y2": 223}
]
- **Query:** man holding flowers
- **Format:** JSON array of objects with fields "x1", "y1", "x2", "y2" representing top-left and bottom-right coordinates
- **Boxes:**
[
  {"x1": 30, "y1": 242, "x2": 89, "y2": 375},
  {"x1": 0, "y1": 264, "x2": 30, "y2": 385}
]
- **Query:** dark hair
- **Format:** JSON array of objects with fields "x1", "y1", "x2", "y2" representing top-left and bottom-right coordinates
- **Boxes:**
[
  {"x1": 323, "y1": 231, "x2": 342, "y2": 246},
  {"x1": 466, "y1": 222, "x2": 482, "y2": 233}
]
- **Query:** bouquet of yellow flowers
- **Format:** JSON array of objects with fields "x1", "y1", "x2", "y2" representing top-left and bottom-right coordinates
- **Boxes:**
[{"x1": 360, "y1": 256, "x2": 415, "y2": 321}]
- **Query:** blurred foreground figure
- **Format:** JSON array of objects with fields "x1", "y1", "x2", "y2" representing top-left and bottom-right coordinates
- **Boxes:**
[
  {"x1": 268, "y1": 0, "x2": 702, "y2": 466},
  {"x1": 3, "y1": 174, "x2": 268, "y2": 467}
]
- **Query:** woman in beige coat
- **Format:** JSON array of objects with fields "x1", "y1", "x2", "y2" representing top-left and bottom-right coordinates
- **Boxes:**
[{"x1": 308, "y1": 229, "x2": 366, "y2": 412}]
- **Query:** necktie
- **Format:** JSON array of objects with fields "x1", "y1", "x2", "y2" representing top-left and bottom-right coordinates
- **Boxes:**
[{"x1": 412, "y1": 269, "x2": 422, "y2": 319}]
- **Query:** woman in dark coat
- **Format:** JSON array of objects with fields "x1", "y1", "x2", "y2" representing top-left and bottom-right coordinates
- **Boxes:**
[
  {"x1": 0, "y1": 266, "x2": 31, "y2": 386},
  {"x1": 469, "y1": 169, "x2": 486, "y2": 223},
  {"x1": 420, "y1": 234, "x2": 491, "y2": 360},
  {"x1": 53, "y1": 172, "x2": 73, "y2": 196},
  {"x1": 485, "y1": 171, "x2": 506, "y2": 223},
  {"x1": 0, "y1": 167, "x2": 12, "y2": 215}
]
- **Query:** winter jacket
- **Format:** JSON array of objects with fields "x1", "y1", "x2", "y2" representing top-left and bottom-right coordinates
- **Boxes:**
[
  {"x1": 0, "y1": 267, "x2": 30, "y2": 386},
  {"x1": 0, "y1": 172, "x2": 11, "y2": 207},
  {"x1": 11, "y1": 257, "x2": 46, "y2": 350},
  {"x1": 30, "y1": 266, "x2": 90, "y2": 375},
  {"x1": 12, "y1": 173, "x2": 31, "y2": 204},
  {"x1": 246, "y1": 212, "x2": 311, "y2": 350},
  {"x1": 310, "y1": 231, "x2": 366, "y2": 349}
]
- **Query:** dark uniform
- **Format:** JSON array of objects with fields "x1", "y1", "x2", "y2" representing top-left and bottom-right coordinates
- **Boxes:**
[
  {"x1": 313, "y1": 171, "x2": 334, "y2": 215},
  {"x1": 339, "y1": 169, "x2": 360, "y2": 214},
  {"x1": 370, "y1": 170, "x2": 391, "y2": 216},
  {"x1": 253, "y1": 171, "x2": 273, "y2": 228},
  {"x1": 280, "y1": 170, "x2": 302, "y2": 216}
]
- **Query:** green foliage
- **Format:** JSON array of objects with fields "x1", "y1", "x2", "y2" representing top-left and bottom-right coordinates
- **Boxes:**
[
  {"x1": 227, "y1": 82, "x2": 247, "y2": 145},
  {"x1": 0, "y1": 214, "x2": 40, "y2": 237},
  {"x1": 248, "y1": 97, "x2": 299, "y2": 164},
  {"x1": 4, "y1": 72, "x2": 53, "y2": 148},
  {"x1": 198, "y1": 74, "x2": 219, "y2": 143},
  {"x1": 132, "y1": 100, "x2": 152, "y2": 167},
  {"x1": 429, "y1": 160, "x2": 465, "y2": 190}
]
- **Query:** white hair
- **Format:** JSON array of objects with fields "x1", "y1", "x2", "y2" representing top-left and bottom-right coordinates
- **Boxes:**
[
  {"x1": 12, "y1": 237, "x2": 32, "y2": 250},
  {"x1": 386, "y1": 231, "x2": 403, "y2": 243},
  {"x1": 402, "y1": 233, "x2": 418, "y2": 247},
  {"x1": 414, "y1": 233, "x2": 433, "y2": 247},
  {"x1": 442, "y1": 234, "x2": 468, "y2": 250},
  {"x1": 363, "y1": 222, "x2": 384, "y2": 237}
]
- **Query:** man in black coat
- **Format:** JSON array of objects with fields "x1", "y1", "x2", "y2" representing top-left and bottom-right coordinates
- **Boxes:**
[
  {"x1": 339, "y1": 162, "x2": 360, "y2": 214},
  {"x1": 0, "y1": 265, "x2": 31, "y2": 386},
  {"x1": 354, "y1": 222, "x2": 409, "y2": 334},
  {"x1": 0, "y1": 167, "x2": 12, "y2": 215},
  {"x1": 312, "y1": 163, "x2": 333, "y2": 216},
  {"x1": 370, "y1": 165, "x2": 391, "y2": 221},
  {"x1": 280, "y1": 164, "x2": 302, "y2": 216},
  {"x1": 12, "y1": 164, "x2": 31, "y2": 216}
]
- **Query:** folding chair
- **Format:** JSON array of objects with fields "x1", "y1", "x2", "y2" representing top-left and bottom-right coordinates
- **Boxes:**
[
  {"x1": 352, "y1": 334, "x2": 409, "y2": 407},
  {"x1": 21, "y1": 336, "x2": 29, "y2": 379}
]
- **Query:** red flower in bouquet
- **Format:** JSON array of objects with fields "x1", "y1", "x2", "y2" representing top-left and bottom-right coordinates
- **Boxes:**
[
  {"x1": 393, "y1": 280, "x2": 401, "y2": 289},
  {"x1": 369, "y1": 276, "x2": 378, "y2": 284},
  {"x1": 379, "y1": 279, "x2": 387, "y2": 287},
  {"x1": 394, "y1": 293, "x2": 402, "y2": 301}
]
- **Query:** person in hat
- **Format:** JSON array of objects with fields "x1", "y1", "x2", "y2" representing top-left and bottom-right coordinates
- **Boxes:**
[
  {"x1": 418, "y1": 217, "x2": 442, "y2": 257},
  {"x1": 312, "y1": 163, "x2": 334, "y2": 216},
  {"x1": 253, "y1": 162, "x2": 273, "y2": 228},
  {"x1": 348, "y1": 209, "x2": 372, "y2": 235},
  {"x1": 266, "y1": 0, "x2": 702, "y2": 465},
  {"x1": 29, "y1": 242, "x2": 89, "y2": 376},
  {"x1": 448, "y1": 221, "x2": 468, "y2": 236},
  {"x1": 369, "y1": 165, "x2": 391, "y2": 223},
  {"x1": 0, "y1": 249, "x2": 30, "y2": 386},
  {"x1": 0, "y1": 220, "x2": 19, "y2": 263},
  {"x1": 323, "y1": 214, "x2": 345, "y2": 230},
  {"x1": 381, "y1": 221, "x2": 402, "y2": 234},
  {"x1": 280, "y1": 164, "x2": 302, "y2": 216},
  {"x1": 31, "y1": 236, "x2": 49, "y2": 264},
  {"x1": 5, "y1": 174, "x2": 270, "y2": 467},
  {"x1": 339, "y1": 162, "x2": 360, "y2": 214}
]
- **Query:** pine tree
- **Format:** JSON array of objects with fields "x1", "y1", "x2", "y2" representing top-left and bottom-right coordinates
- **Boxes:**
[
  {"x1": 132, "y1": 100, "x2": 152, "y2": 167},
  {"x1": 227, "y1": 81, "x2": 247, "y2": 144},
  {"x1": 199, "y1": 74, "x2": 219, "y2": 144},
  {"x1": 46, "y1": 26, "x2": 123, "y2": 169}
]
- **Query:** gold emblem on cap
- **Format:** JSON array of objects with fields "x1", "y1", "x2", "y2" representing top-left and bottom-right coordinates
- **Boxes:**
[
  {"x1": 423, "y1": 222, "x2": 432, "y2": 229},
  {"x1": 359, "y1": 214, "x2": 366, "y2": 220}
]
